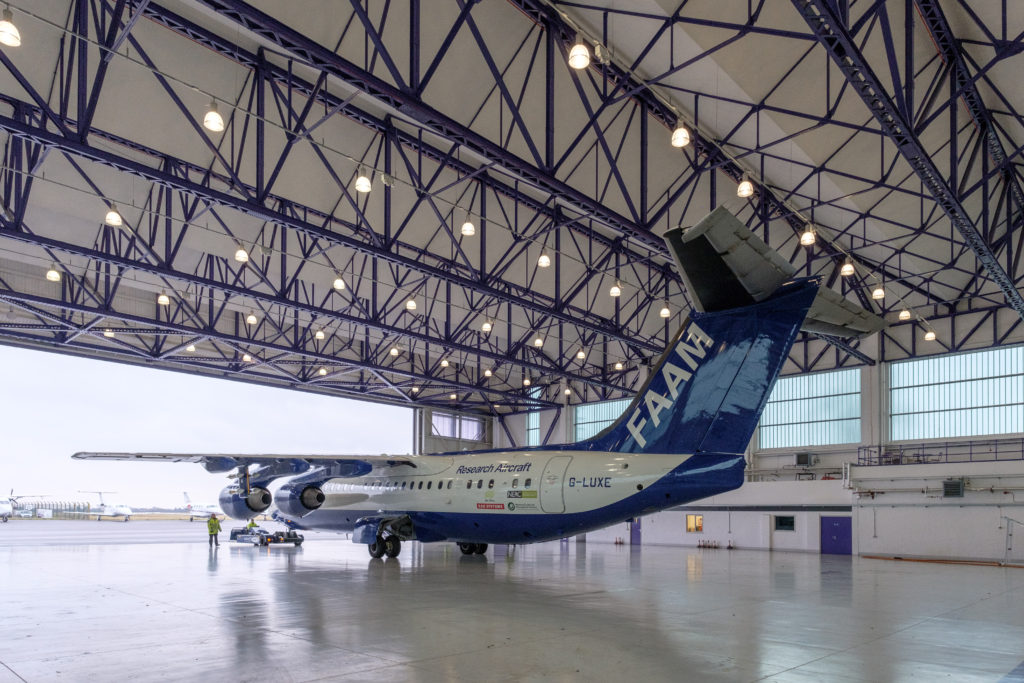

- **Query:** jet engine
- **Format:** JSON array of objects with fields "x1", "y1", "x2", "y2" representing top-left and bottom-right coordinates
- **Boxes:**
[
  {"x1": 274, "y1": 480, "x2": 326, "y2": 518},
  {"x1": 218, "y1": 485, "x2": 272, "y2": 519}
]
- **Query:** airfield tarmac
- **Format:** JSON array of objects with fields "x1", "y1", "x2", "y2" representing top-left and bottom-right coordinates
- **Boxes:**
[{"x1": 2, "y1": 521, "x2": 1023, "y2": 682}]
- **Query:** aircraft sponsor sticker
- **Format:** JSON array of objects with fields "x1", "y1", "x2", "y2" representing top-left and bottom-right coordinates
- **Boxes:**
[
  {"x1": 507, "y1": 490, "x2": 538, "y2": 499},
  {"x1": 477, "y1": 503, "x2": 504, "y2": 510},
  {"x1": 507, "y1": 502, "x2": 537, "y2": 511}
]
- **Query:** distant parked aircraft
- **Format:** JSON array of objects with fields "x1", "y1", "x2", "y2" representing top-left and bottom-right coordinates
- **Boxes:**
[
  {"x1": 76, "y1": 491, "x2": 133, "y2": 521},
  {"x1": 1, "y1": 491, "x2": 42, "y2": 522},
  {"x1": 183, "y1": 492, "x2": 220, "y2": 521}
]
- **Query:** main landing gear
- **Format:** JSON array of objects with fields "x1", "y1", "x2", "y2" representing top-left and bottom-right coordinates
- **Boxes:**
[
  {"x1": 458, "y1": 542, "x2": 488, "y2": 555},
  {"x1": 368, "y1": 535, "x2": 402, "y2": 559}
]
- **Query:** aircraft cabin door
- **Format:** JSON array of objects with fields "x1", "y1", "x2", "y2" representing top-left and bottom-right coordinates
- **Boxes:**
[{"x1": 540, "y1": 456, "x2": 573, "y2": 513}]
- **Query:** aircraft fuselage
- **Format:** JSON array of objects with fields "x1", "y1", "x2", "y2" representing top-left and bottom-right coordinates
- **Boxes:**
[{"x1": 278, "y1": 450, "x2": 745, "y2": 544}]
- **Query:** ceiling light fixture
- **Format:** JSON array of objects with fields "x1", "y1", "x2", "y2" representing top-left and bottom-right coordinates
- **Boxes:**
[
  {"x1": 537, "y1": 251, "x2": 551, "y2": 268},
  {"x1": 0, "y1": 8, "x2": 22, "y2": 47},
  {"x1": 568, "y1": 38, "x2": 590, "y2": 70},
  {"x1": 576, "y1": 349, "x2": 586, "y2": 361},
  {"x1": 609, "y1": 281, "x2": 622, "y2": 297},
  {"x1": 840, "y1": 258, "x2": 855, "y2": 277},
  {"x1": 484, "y1": 369, "x2": 492, "y2": 377},
  {"x1": 564, "y1": 387, "x2": 571, "y2": 396},
  {"x1": 450, "y1": 393, "x2": 458, "y2": 400},
  {"x1": 389, "y1": 346, "x2": 399, "y2": 356},
  {"x1": 103, "y1": 328, "x2": 115, "y2": 338},
  {"x1": 186, "y1": 344, "x2": 196, "y2": 352},
  {"x1": 411, "y1": 387, "x2": 418, "y2": 393},
  {"x1": 45, "y1": 264, "x2": 60, "y2": 282},
  {"x1": 615, "y1": 361, "x2": 623, "y2": 371},
  {"x1": 440, "y1": 358, "x2": 449, "y2": 368},
  {"x1": 354, "y1": 166, "x2": 372, "y2": 193},
  {"x1": 203, "y1": 99, "x2": 224, "y2": 132},
  {"x1": 871, "y1": 285, "x2": 885, "y2": 300},
  {"x1": 460, "y1": 213, "x2": 476, "y2": 237},
  {"x1": 533, "y1": 336, "x2": 543, "y2": 348},
  {"x1": 157, "y1": 291, "x2": 170, "y2": 306},
  {"x1": 924, "y1": 329, "x2": 936, "y2": 341},
  {"x1": 670, "y1": 121, "x2": 691, "y2": 148},
  {"x1": 522, "y1": 378, "x2": 531, "y2": 387},
  {"x1": 737, "y1": 175, "x2": 754, "y2": 198},
  {"x1": 898, "y1": 309, "x2": 912, "y2": 321},
  {"x1": 234, "y1": 246, "x2": 249, "y2": 263},
  {"x1": 318, "y1": 367, "x2": 327, "y2": 376},
  {"x1": 245, "y1": 311, "x2": 258, "y2": 325},
  {"x1": 800, "y1": 225, "x2": 816, "y2": 246},
  {"x1": 243, "y1": 353, "x2": 252, "y2": 362},
  {"x1": 659, "y1": 302, "x2": 670, "y2": 318},
  {"x1": 105, "y1": 203, "x2": 122, "y2": 227},
  {"x1": 314, "y1": 329, "x2": 325, "y2": 340},
  {"x1": 481, "y1": 320, "x2": 492, "y2": 333},
  {"x1": 405, "y1": 298, "x2": 417, "y2": 311}
]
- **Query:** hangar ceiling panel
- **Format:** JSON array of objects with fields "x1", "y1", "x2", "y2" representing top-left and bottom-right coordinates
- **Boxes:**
[{"x1": 0, "y1": 0, "x2": 1021, "y2": 417}]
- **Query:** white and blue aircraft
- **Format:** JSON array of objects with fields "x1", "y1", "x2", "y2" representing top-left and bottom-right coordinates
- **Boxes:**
[{"x1": 73, "y1": 208, "x2": 883, "y2": 558}]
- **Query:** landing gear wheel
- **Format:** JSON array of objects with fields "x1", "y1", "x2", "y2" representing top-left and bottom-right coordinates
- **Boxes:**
[
  {"x1": 384, "y1": 535, "x2": 401, "y2": 558},
  {"x1": 474, "y1": 543, "x2": 488, "y2": 555},
  {"x1": 368, "y1": 537, "x2": 386, "y2": 558},
  {"x1": 458, "y1": 542, "x2": 476, "y2": 555}
]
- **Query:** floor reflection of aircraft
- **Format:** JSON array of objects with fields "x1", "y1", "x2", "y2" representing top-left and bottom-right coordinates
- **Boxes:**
[
  {"x1": 73, "y1": 208, "x2": 882, "y2": 560},
  {"x1": 76, "y1": 491, "x2": 133, "y2": 521}
]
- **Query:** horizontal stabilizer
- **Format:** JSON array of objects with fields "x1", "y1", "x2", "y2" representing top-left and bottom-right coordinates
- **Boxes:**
[{"x1": 664, "y1": 206, "x2": 885, "y2": 338}]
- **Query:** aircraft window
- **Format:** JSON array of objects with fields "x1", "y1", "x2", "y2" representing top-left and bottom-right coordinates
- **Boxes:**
[
  {"x1": 466, "y1": 480, "x2": 472, "y2": 490},
  {"x1": 401, "y1": 482, "x2": 407, "y2": 489},
  {"x1": 447, "y1": 480, "x2": 453, "y2": 490},
  {"x1": 512, "y1": 478, "x2": 518, "y2": 488},
  {"x1": 418, "y1": 481, "x2": 423, "y2": 490},
  {"x1": 427, "y1": 481, "x2": 432, "y2": 490},
  {"x1": 488, "y1": 479, "x2": 494, "y2": 489},
  {"x1": 477, "y1": 480, "x2": 483, "y2": 489},
  {"x1": 525, "y1": 478, "x2": 532, "y2": 487}
]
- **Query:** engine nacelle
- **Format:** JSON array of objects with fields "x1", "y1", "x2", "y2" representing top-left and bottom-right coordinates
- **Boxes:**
[
  {"x1": 218, "y1": 486, "x2": 272, "y2": 519},
  {"x1": 274, "y1": 482, "x2": 326, "y2": 519}
]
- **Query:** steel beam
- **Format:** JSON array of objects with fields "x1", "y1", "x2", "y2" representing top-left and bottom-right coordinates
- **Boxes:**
[{"x1": 792, "y1": 0, "x2": 1024, "y2": 321}]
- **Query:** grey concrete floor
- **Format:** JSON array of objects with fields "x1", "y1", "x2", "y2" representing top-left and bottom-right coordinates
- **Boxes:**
[{"x1": 1, "y1": 521, "x2": 1023, "y2": 682}]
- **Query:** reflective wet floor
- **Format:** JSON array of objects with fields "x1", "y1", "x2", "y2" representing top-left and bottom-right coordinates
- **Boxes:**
[{"x1": 1, "y1": 521, "x2": 1023, "y2": 682}]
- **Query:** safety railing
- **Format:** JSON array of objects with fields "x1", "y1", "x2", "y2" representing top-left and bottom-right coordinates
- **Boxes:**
[{"x1": 858, "y1": 438, "x2": 1024, "y2": 466}]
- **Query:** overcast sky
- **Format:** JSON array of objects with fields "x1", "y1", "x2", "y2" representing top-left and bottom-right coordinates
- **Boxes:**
[{"x1": 0, "y1": 345, "x2": 412, "y2": 508}]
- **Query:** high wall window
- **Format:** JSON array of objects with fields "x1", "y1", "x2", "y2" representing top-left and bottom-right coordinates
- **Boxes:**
[
  {"x1": 430, "y1": 411, "x2": 484, "y2": 441},
  {"x1": 890, "y1": 346, "x2": 1024, "y2": 441},
  {"x1": 525, "y1": 388, "x2": 541, "y2": 446},
  {"x1": 573, "y1": 398, "x2": 631, "y2": 441},
  {"x1": 758, "y1": 368, "x2": 861, "y2": 449}
]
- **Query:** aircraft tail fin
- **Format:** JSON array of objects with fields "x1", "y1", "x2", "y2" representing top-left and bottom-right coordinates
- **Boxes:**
[{"x1": 573, "y1": 208, "x2": 880, "y2": 456}]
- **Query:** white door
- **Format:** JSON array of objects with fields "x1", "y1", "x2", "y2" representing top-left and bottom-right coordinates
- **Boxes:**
[{"x1": 540, "y1": 456, "x2": 573, "y2": 513}]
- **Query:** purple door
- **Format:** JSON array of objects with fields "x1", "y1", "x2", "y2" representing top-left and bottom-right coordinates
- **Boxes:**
[
  {"x1": 820, "y1": 516, "x2": 852, "y2": 555},
  {"x1": 629, "y1": 518, "x2": 641, "y2": 545}
]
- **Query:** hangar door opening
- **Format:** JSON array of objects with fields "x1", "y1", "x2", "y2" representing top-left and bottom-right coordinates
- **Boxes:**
[{"x1": 820, "y1": 516, "x2": 852, "y2": 555}]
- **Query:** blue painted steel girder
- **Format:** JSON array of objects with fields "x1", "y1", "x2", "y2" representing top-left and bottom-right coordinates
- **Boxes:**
[
  {"x1": 792, "y1": 0, "x2": 1024, "y2": 321},
  {"x1": 0, "y1": 102, "x2": 664, "y2": 353}
]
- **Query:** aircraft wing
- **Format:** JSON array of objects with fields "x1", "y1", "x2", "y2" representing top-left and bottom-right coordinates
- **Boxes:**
[{"x1": 72, "y1": 452, "x2": 418, "y2": 476}]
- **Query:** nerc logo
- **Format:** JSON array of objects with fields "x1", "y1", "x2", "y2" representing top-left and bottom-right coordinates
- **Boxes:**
[{"x1": 626, "y1": 322, "x2": 714, "y2": 448}]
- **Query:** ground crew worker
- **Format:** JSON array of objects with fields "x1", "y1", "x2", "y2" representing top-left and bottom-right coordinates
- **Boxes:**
[
  {"x1": 246, "y1": 519, "x2": 258, "y2": 530},
  {"x1": 207, "y1": 513, "x2": 221, "y2": 547}
]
